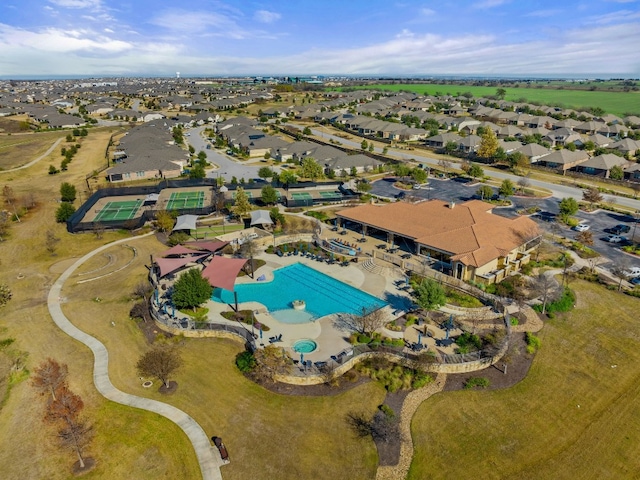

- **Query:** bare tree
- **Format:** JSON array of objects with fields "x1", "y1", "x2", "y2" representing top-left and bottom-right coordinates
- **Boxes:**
[
  {"x1": 92, "y1": 222, "x2": 105, "y2": 239},
  {"x1": 45, "y1": 230, "x2": 60, "y2": 255},
  {"x1": 32, "y1": 358, "x2": 68, "y2": 401},
  {"x1": 576, "y1": 230, "x2": 594, "y2": 247},
  {"x1": 530, "y1": 273, "x2": 559, "y2": 315},
  {"x1": 582, "y1": 187, "x2": 603, "y2": 209},
  {"x1": 0, "y1": 210, "x2": 10, "y2": 241},
  {"x1": 346, "y1": 410, "x2": 400, "y2": 444},
  {"x1": 3, "y1": 185, "x2": 20, "y2": 223},
  {"x1": 517, "y1": 175, "x2": 531, "y2": 193},
  {"x1": 336, "y1": 306, "x2": 388, "y2": 335},
  {"x1": 438, "y1": 158, "x2": 452, "y2": 174},
  {"x1": 610, "y1": 260, "x2": 630, "y2": 291},
  {"x1": 44, "y1": 385, "x2": 93, "y2": 470},
  {"x1": 136, "y1": 347, "x2": 183, "y2": 389},
  {"x1": 0, "y1": 283, "x2": 11, "y2": 308},
  {"x1": 132, "y1": 282, "x2": 153, "y2": 302}
]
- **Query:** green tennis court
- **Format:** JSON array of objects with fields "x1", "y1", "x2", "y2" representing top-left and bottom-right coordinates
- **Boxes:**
[
  {"x1": 291, "y1": 192, "x2": 312, "y2": 200},
  {"x1": 319, "y1": 191, "x2": 342, "y2": 199},
  {"x1": 94, "y1": 200, "x2": 142, "y2": 222},
  {"x1": 167, "y1": 191, "x2": 205, "y2": 210}
]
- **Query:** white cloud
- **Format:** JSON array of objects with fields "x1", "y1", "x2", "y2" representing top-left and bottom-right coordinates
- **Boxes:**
[
  {"x1": 525, "y1": 9, "x2": 563, "y2": 18},
  {"x1": 254, "y1": 10, "x2": 281, "y2": 23},
  {"x1": 473, "y1": 0, "x2": 510, "y2": 8},
  {"x1": 420, "y1": 8, "x2": 436, "y2": 16},
  {"x1": 48, "y1": 0, "x2": 101, "y2": 8}
]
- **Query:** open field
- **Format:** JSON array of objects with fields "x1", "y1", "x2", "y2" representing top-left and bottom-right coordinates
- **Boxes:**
[
  {"x1": 337, "y1": 84, "x2": 640, "y2": 117},
  {"x1": 0, "y1": 130, "x2": 66, "y2": 170},
  {"x1": 408, "y1": 279, "x2": 640, "y2": 479}
]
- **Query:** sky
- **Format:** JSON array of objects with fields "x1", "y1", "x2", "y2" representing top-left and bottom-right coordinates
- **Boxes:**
[{"x1": 0, "y1": 0, "x2": 639, "y2": 78}]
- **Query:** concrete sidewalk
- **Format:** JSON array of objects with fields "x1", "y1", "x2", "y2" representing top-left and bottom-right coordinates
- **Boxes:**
[{"x1": 47, "y1": 233, "x2": 223, "y2": 480}]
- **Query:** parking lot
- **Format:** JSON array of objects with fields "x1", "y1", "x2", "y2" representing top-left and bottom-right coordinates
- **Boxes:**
[{"x1": 370, "y1": 177, "x2": 640, "y2": 274}]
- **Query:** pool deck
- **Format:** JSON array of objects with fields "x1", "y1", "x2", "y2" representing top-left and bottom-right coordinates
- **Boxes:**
[{"x1": 204, "y1": 251, "x2": 409, "y2": 362}]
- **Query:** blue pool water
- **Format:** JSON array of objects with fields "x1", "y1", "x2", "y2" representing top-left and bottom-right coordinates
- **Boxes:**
[
  {"x1": 211, "y1": 263, "x2": 387, "y2": 323},
  {"x1": 293, "y1": 339, "x2": 317, "y2": 353}
]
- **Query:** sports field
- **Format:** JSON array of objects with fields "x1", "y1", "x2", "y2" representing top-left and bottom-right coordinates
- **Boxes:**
[
  {"x1": 319, "y1": 191, "x2": 342, "y2": 200},
  {"x1": 94, "y1": 200, "x2": 142, "y2": 222},
  {"x1": 291, "y1": 192, "x2": 312, "y2": 200},
  {"x1": 336, "y1": 84, "x2": 640, "y2": 117},
  {"x1": 232, "y1": 190, "x2": 253, "y2": 199},
  {"x1": 166, "y1": 191, "x2": 204, "y2": 210}
]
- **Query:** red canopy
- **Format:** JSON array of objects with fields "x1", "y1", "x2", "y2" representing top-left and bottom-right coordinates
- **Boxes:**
[
  {"x1": 158, "y1": 244, "x2": 206, "y2": 257},
  {"x1": 201, "y1": 256, "x2": 248, "y2": 291},
  {"x1": 155, "y1": 254, "x2": 208, "y2": 278},
  {"x1": 185, "y1": 240, "x2": 229, "y2": 253}
]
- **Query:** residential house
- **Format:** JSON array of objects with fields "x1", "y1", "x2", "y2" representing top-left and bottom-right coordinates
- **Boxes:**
[
  {"x1": 514, "y1": 143, "x2": 551, "y2": 163},
  {"x1": 536, "y1": 149, "x2": 590, "y2": 173},
  {"x1": 426, "y1": 132, "x2": 462, "y2": 148},
  {"x1": 572, "y1": 154, "x2": 630, "y2": 178}
]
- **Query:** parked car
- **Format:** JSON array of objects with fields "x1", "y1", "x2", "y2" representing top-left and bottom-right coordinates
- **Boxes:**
[
  {"x1": 624, "y1": 267, "x2": 640, "y2": 278},
  {"x1": 610, "y1": 224, "x2": 631, "y2": 235},
  {"x1": 631, "y1": 277, "x2": 640, "y2": 286},
  {"x1": 604, "y1": 235, "x2": 625, "y2": 243},
  {"x1": 574, "y1": 223, "x2": 590, "y2": 232}
]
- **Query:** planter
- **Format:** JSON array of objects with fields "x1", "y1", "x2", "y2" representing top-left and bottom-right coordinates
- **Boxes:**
[{"x1": 292, "y1": 300, "x2": 306, "y2": 310}]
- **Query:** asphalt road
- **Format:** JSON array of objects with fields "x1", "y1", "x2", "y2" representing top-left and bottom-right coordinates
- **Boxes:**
[{"x1": 186, "y1": 125, "x2": 285, "y2": 182}]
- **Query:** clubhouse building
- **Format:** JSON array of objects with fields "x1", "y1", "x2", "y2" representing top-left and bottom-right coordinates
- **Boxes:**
[{"x1": 336, "y1": 199, "x2": 540, "y2": 284}]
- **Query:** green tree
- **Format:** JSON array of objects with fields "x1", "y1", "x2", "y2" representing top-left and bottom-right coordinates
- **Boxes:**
[
  {"x1": 508, "y1": 151, "x2": 528, "y2": 170},
  {"x1": 361, "y1": 139, "x2": 368, "y2": 150},
  {"x1": 232, "y1": 187, "x2": 252, "y2": 218},
  {"x1": 477, "y1": 128, "x2": 499, "y2": 158},
  {"x1": 413, "y1": 278, "x2": 447, "y2": 320},
  {"x1": 411, "y1": 168, "x2": 427, "y2": 184},
  {"x1": 444, "y1": 141, "x2": 458, "y2": 155},
  {"x1": 154, "y1": 210, "x2": 175, "y2": 232},
  {"x1": 499, "y1": 179, "x2": 515, "y2": 198},
  {"x1": 350, "y1": 166, "x2": 358, "y2": 177},
  {"x1": 197, "y1": 151, "x2": 207, "y2": 162},
  {"x1": 258, "y1": 166, "x2": 274, "y2": 181},
  {"x1": 302, "y1": 126, "x2": 311, "y2": 135},
  {"x1": 394, "y1": 163, "x2": 411, "y2": 181},
  {"x1": 468, "y1": 163, "x2": 484, "y2": 180},
  {"x1": 261, "y1": 185, "x2": 278, "y2": 205},
  {"x1": 559, "y1": 197, "x2": 579, "y2": 216},
  {"x1": 357, "y1": 180, "x2": 372, "y2": 193},
  {"x1": 189, "y1": 163, "x2": 206, "y2": 179},
  {"x1": 476, "y1": 185, "x2": 494, "y2": 200},
  {"x1": 55, "y1": 202, "x2": 76, "y2": 223},
  {"x1": 172, "y1": 268, "x2": 213, "y2": 312},
  {"x1": 188, "y1": 145, "x2": 195, "y2": 155},
  {"x1": 300, "y1": 158, "x2": 324, "y2": 181},
  {"x1": 59, "y1": 182, "x2": 76, "y2": 203},
  {"x1": 279, "y1": 170, "x2": 298, "y2": 190},
  {"x1": 496, "y1": 88, "x2": 507, "y2": 100},
  {"x1": 609, "y1": 165, "x2": 624, "y2": 181}
]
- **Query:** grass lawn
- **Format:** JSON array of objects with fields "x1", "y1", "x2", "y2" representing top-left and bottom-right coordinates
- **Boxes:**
[
  {"x1": 408, "y1": 279, "x2": 640, "y2": 479},
  {"x1": 193, "y1": 223, "x2": 245, "y2": 237},
  {"x1": 61, "y1": 235, "x2": 384, "y2": 480},
  {"x1": 338, "y1": 84, "x2": 640, "y2": 117}
]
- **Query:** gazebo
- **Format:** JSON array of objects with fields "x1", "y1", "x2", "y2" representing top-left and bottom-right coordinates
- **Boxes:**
[
  {"x1": 172, "y1": 214, "x2": 199, "y2": 233},
  {"x1": 250, "y1": 210, "x2": 273, "y2": 227}
]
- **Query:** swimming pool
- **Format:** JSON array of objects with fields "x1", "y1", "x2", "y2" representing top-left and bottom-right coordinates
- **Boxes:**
[{"x1": 211, "y1": 263, "x2": 387, "y2": 323}]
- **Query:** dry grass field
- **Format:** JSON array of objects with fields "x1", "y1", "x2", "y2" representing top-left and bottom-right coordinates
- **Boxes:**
[
  {"x1": 0, "y1": 128, "x2": 66, "y2": 171},
  {"x1": 408, "y1": 279, "x2": 640, "y2": 480}
]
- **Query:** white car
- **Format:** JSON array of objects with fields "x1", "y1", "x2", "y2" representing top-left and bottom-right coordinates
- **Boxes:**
[
  {"x1": 624, "y1": 267, "x2": 640, "y2": 278},
  {"x1": 604, "y1": 235, "x2": 625, "y2": 243},
  {"x1": 574, "y1": 223, "x2": 590, "y2": 232}
]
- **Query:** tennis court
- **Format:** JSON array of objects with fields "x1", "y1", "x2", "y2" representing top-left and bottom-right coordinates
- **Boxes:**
[
  {"x1": 167, "y1": 191, "x2": 205, "y2": 210},
  {"x1": 319, "y1": 191, "x2": 342, "y2": 200},
  {"x1": 94, "y1": 200, "x2": 143, "y2": 222},
  {"x1": 291, "y1": 192, "x2": 312, "y2": 200}
]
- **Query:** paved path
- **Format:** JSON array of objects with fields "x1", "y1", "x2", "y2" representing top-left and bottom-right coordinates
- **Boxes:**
[
  {"x1": 0, "y1": 137, "x2": 63, "y2": 173},
  {"x1": 375, "y1": 373, "x2": 447, "y2": 480},
  {"x1": 47, "y1": 233, "x2": 223, "y2": 480}
]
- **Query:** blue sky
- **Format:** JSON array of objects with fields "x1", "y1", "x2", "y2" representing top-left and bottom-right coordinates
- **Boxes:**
[{"x1": 0, "y1": 0, "x2": 639, "y2": 77}]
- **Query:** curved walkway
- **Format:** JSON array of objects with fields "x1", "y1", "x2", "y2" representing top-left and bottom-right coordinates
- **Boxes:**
[
  {"x1": 0, "y1": 137, "x2": 63, "y2": 173},
  {"x1": 47, "y1": 233, "x2": 222, "y2": 480},
  {"x1": 375, "y1": 373, "x2": 446, "y2": 480}
]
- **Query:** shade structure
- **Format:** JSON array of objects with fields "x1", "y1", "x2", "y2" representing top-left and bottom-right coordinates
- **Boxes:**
[
  {"x1": 201, "y1": 256, "x2": 248, "y2": 292},
  {"x1": 185, "y1": 240, "x2": 229, "y2": 253},
  {"x1": 158, "y1": 244, "x2": 206, "y2": 257},
  {"x1": 155, "y1": 254, "x2": 208, "y2": 278},
  {"x1": 250, "y1": 209, "x2": 273, "y2": 226},
  {"x1": 172, "y1": 214, "x2": 199, "y2": 232}
]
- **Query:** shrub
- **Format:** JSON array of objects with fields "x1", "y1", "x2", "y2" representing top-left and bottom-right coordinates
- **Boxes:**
[
  {"x1": 379, "y1": 404, "x2": 395, "y2": 418},
  {"x1": 525, "y1": 332, "x2": 541, "y2": 354},
  {"x1": 534, "y1": 287, "x2": 575, "y2": 314},
  {"x1": 412, "y1": 372, "x2": 433, "y2": 389},
  {"x1": 510, "y1": 317, "x2": 519, "y2": 326},
  {"x1": 456, "y1": 332, "x2": 482, "y2": 350},
  {"x1": 235, "y1": 351, "x2": 257, "y2": 372},
  {"x1": 357, "y1": 334, "x2": 371, "y2": 344},
  {"x1": 464, "y1": 377, "x2": 490, "y2": 389}
]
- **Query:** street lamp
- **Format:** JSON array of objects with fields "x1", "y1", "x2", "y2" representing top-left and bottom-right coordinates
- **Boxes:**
[{"x1": 632, "y1": 210, "x2": 639, "y2": 247}]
